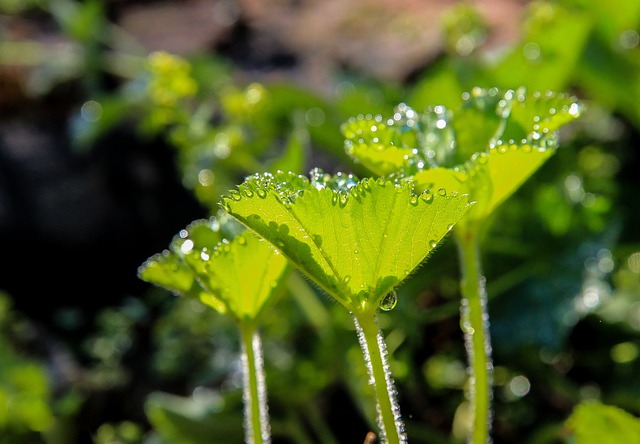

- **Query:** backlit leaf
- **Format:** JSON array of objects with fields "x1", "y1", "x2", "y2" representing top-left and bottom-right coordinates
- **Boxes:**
[
  {"x1": 346, "y1": 88, "x2": 582, "y2": 226},
  {"x1": 139, "y1": 218, "x2": 289, "y2": 321},
  {"x1": 222, "y1": 170, "x2": 472, "y2": 315},
  {"x1": 342, "y1": 113, "x2": 417, "y2": 176}
]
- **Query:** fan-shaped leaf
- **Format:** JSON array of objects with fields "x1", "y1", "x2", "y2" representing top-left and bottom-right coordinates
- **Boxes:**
[
  {"x1": 413, "y1": 143, "x2": 554, "y2": 223},
  {"x1": 345, "y1": 88, "x2": 582, "y2": 226},
  {"x1": 222, "y1": 171, "x2": 472, "y2": 315},
  {"x1": 139, "y1": 218, "x2": 289, "y2": 321}
]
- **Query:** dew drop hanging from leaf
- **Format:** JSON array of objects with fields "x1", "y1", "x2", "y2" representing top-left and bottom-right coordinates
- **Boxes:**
[{"x1": 380, "y1": 290, "x2": 398, "y2": 311}]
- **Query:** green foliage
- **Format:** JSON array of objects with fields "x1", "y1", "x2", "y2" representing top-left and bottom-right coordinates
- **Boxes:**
[
  {"x1": 222, "y1": 170, "x2": 471, "y2": 315},
  {"x1": 3, "y1": 0, "x2": 640, "y2": 442},
  {"x1": 145, "y1": 391, "x2": 244, "y2": 444},
  {"x1": 345, "y1": 88, "x2": 583, "y2": 229},
  {"x1": 139, "y1": 215, "x2": 289, "y2": 322},
  {"x1": 0, "y1": 294, "x2": 54, "y2": 441},
  {"x1": 566, "y1": 402, "x2": 640, "y2": 444}
]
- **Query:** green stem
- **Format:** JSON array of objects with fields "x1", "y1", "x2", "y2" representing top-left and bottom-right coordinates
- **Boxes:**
[
  {"x1": 239, "y1": 321, "x2": 270, "y2": 444},
  {"x1": 354, "y1": 312, "x2": 406, "y2": 444},
  {"x1": 457, "y1": 231, "x2": 492, "y2": 444}
]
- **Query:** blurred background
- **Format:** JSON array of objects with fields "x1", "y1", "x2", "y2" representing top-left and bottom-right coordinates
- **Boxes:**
[{"x1": 0, "y1": 0, "x2": 639, "y2": 443}]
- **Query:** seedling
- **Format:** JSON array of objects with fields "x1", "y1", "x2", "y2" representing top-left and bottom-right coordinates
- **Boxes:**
[
  {"x1": 138, "y1": 216, "x2": 289, "y2": 444},
  {"x1": 222, "y1": 169, "x2": 472, "y2": 444},
  {"x1": 342, "y1": 87, "x2": 583, "y2": 443}
]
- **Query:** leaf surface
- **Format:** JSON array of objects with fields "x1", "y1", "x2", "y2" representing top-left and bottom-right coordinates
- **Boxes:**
[
  {"x1": 345, "y1": 88, "x2": 582, "y2": 226},
  {"x1": 222, "y1": 171, "x2": 472, "y2": 314},
  {"x1": 139, "y1": 218, "x2": 289, "y2": 321}
]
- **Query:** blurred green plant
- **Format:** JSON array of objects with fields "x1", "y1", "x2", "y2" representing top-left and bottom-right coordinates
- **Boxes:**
[
  {"x1": 566, "y1": 402, "x2": 640, "y2": 443},
  {"x1": 0, "y1": 293, "x2": 54, "y2": 443}
]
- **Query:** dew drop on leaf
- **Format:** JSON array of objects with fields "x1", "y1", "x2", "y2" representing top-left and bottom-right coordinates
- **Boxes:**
[
  {"x1": 421, "y1": 190, "x2": 434, "y2": 203},
  {"x1": 343, "y1": 275, "x2": 351, "y2": 283},
  {"x1": 256, "y1": 188, "x2": 267, "y2": 198},
  {"x1": 379, "y1": 290, "x2": 398, "y2": 311},
  {"x1": 243, "y1": 188, "x2": 254, "y2": 198},
  {"x1": 437, "y1": 188, "x2": 447, "y2": 196}
]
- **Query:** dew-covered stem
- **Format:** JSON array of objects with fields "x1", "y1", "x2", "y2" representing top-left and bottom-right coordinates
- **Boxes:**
[
  {"x1": 354, "y1": 312, "x2": 406, "y2": 444},
  {"x1": 457, "y1": 230, "x2": 492, "y2": 444},
  {"x1": 239, "y1": 321, "x2": 271, "y2": 444}
]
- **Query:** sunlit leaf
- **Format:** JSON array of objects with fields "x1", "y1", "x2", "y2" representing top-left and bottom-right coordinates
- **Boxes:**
[
  {"x1": 139, "y1": 217, "x2": 289, "y2": 321},
  {"x1": 566, "y1": 402, "x2": 640, "y2": 444},
  {"x1": 222, "y1": 170, "x2": 472, "y2": 315},
  {"x1": 346, "y1": 88, "x2": 582, "y2": 226},
  {"x1": 342, "y1": 113, "x2": 418, "y2": 176},
  {"x1": 179, "y1": 230, "x2": 289, "y2": 321},
  {"x1": 414, "y1": 144, "x2": 554, "y2": 223}
]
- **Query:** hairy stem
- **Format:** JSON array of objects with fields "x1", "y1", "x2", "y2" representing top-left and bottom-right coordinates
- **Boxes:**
[
  {"x1": 457, "y1": 231, "x2": 493, "y2": 444},
  {"x1": 354, "y1": 312, "x2": 406, "y2": 444},
  {"x1": 239, "y1": 321, "x2": 270, "y2": 444}
]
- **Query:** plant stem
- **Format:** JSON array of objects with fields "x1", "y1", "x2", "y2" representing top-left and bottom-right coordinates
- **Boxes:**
[
  {"x1": 354, "y1": 312, "x2": 406, "y2": 444},
  {"x1": 239, "y1": 321, "x2": 270, "y2": 444},
  {"x1": 456, "y1": 230, "x2": 492, "y2": 444}
]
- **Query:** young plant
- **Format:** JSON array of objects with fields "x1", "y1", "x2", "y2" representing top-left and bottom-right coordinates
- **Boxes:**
[
  {"x1": 342, "y1": 87, "x2": 583, "y2": 443},
  {"x1": 138, "y1": 216, "x2": 289, "y2": 444},
  {"x1": 221, "y1": 169, "x2": 472, "y2": 443}
]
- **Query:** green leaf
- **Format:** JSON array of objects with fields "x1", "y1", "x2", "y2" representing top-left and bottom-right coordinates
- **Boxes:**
[
  {"x1": 346, "y1": 88, "x2": 583, "y2": 226},
  {"x1": 342, "y1": 113, "x2": 418, "y2": 176},
  {"x1": 414, "y1": 144, "x2": 554, "y2": 223},
  {"x1": 139, "y1": 217, "x2": 289, "y2": 321},
  {"x1": 222, "y1": 170, "x2": 472, "y2": 315},
  {"x1": 566, "y1": 402, "x2": 640, "y2": 444}
]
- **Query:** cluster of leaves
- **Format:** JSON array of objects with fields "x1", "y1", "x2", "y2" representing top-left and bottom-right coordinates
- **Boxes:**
[{"x1": 1, "y1": 0, "x2": 640, "y2": 443}]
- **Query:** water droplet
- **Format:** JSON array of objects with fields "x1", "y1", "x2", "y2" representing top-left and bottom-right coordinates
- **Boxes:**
[
  {"x1": 180, "y1": 239, "x2": 194, "y2": 254},
  {"x1": 474, "y1": 152, "x2": 488, "y2": 164},
  {"x1": 447, "y1": 224, "x2": 454, "y2": 231},
  {"x1": 237, "y1": 236, "x2": 247, "y2": 245},
  {"x1": 229, "y1": 190, "x2": 242, "y2": 201},
  {"x1": 568, "y1": 102, "x2": 581, "y2": 117},
  {"x1": 437, "y1": 188, "x2": 447, "y2": 197},
  {"x1": 256, "y1": 188, "x2": 267, "y2": 199},
  {"x1": 421, "y1": 190, "x2": 434, "y2": 203},
  {"x1": 354, "y1": 249, "x2": 359, "y2": 254},
  {"x1": 429, "y1": 240, "x2": 437, "y2": 249},
  {"x1": 179, "y1": 229, "x2": 188, "y2": 239},
  {"x1": 379, "y1": 290, "x2": 398, "y2": 311},
  {"x1": 243, "y1": 188, "x2": 254, "y2": 198},
  {"x1": 343, "y1": 275, "x2": 351, "y2": 283},
  {"x1": 410, "y1": 195, "x2": 419, "y2": 205}
]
